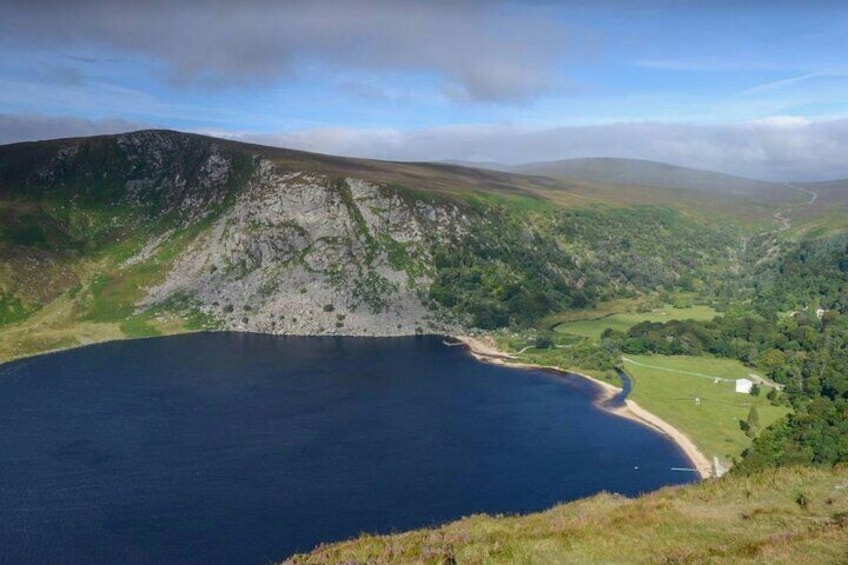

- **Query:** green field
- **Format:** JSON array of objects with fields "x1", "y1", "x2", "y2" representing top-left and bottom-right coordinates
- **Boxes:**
[
  {"x1": 623, "y1": 354, "x2": 789, "y2": 464},
  {"x1": 555, "y1": 303, "x2": 718, "y2": 339}
]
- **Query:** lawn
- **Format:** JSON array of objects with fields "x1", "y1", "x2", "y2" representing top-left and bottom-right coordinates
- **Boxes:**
[
  {"x1": 555, "y1": 303, "x2": 718, "y2": 339},
  {"x1": 622, "y1": 354, "x2": 790, "y2": 465}
]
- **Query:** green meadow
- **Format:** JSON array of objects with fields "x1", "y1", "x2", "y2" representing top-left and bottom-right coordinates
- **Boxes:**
[
  {"x1": 622, "y1": 354, "x2": 789, "y2": 464},
  {"x1": 555, "y1": 303, "x2": 718, "y2": 339}
]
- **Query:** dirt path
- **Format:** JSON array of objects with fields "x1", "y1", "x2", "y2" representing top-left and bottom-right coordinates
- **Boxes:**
[
  {"x1": 770, "y1": 183, "x2": 820, "y2": 232},
  {"x1": 621, "y1": 356, "x2": 735, "y2": 382}
]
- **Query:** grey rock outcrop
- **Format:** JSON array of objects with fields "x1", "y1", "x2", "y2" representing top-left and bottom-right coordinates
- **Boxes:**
[{"x1": 143, "y1": 160, "x2": 465, "y2": 336}]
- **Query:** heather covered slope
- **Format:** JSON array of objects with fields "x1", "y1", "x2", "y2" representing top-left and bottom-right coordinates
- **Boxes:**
[
  {"x1": 509, "y1": 157, "x2": 808, "y2": 219},
  {"x1": 512, "y1": 157, "x2": 790, "y2": 196}
]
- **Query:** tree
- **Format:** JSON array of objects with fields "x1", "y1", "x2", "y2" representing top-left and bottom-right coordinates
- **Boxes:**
[
  {"x1": 759, "y1": 348, "x2": 787, "y2": 375},
  {"x1": 745, "y1": 406, "x2": 761, "y2": 438},
  {"x1": 534, "y1": 333, "x2": 554, "y2": 349}
]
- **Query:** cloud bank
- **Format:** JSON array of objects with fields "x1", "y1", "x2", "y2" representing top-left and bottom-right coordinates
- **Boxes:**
[
  {"x1": 240, "y1": 117, "x2": 848, "y2": 182},
  {"x1": 0, "y1": 1, "x2": 567, "y2": 103}
]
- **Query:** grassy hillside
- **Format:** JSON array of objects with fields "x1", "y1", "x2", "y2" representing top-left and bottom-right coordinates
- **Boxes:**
[
  {"x1": 285, "y1": 465, "x2": 848, "y2": 564},
  {"x1": 798, "y1": 179, "x2": 848, "y2": 211},
  {"x1": 0, "y1": 132, "x2": 250, "y2": 362}
]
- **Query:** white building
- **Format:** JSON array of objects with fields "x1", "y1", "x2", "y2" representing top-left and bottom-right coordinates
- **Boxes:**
[{"x1": 735, "y1": 378, "x2": 754, "y2": 394}]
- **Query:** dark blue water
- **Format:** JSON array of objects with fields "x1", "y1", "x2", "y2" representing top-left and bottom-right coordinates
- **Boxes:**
[{"x1": 0, "y1": 333, "x2": 694, "y2": 564}]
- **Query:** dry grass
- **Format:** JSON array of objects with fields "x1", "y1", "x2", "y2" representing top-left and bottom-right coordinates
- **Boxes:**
[{"x1": 284, "y1": 466, "x2": 848, "y2": 564}]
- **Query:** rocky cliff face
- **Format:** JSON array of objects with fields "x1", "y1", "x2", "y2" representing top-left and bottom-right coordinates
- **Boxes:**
[
  {"x1": 142, "y1": 160, "x2": 467, "y2": 336},
  {"x1": 0, "y1": 130, "x2": 478, "y2": 341}
]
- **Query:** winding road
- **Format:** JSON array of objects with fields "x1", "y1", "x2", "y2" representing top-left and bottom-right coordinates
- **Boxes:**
[{"x1": 774, "y1": 183, "x2": 819, "y2": 230}]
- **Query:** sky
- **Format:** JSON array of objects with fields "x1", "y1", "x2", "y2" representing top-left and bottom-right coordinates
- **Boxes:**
[{"x1": 1, "y1": 0, "x2": 848, "y2": 180}]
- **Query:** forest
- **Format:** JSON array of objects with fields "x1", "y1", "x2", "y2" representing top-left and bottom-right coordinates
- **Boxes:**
[
  {"x1": 427, "y1": 204, "x2": 740, "y2": 328},
  {"x1": 598, "y1": 231, "x2": 848, "y2": 472}
]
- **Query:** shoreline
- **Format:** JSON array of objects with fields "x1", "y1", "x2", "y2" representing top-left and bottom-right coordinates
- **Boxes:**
[{"x1": 453, "y1": 335, "x2": 713, "y2": 479}]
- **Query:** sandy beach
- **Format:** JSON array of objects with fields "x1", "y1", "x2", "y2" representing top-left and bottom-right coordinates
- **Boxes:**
[{"x1": 453, "y1": 335, "x2": 713, "y2": 479}]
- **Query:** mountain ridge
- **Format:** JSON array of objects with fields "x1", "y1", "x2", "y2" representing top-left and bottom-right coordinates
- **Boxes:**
[
  {"x1": 0, "y1": 129, "x2": 839, "y2": 364},
  {"x1": 1, "y1": 130, "x2": 817, "y2": 211},
  {"x1": 0, "y1": 129, "x2": 752, "y2": 362},
  {"x1": 510, "y1": 156, "x2": 793, "y2": 196}
]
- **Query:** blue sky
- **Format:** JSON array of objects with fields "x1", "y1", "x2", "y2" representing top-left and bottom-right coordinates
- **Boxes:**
[{"x1": 1, "y1": 1, "x2": 848, "y2": 180}]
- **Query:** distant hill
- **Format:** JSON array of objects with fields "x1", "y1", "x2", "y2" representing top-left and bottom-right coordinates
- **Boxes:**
[
  {"x1": 511, "y1": 157, "x2": 795, "y2": 198},
  {"x1": 438, "y1": 159, "x2": 513, "y2": 172}
]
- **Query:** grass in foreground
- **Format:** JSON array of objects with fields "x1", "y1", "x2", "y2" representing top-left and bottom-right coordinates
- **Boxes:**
[
  {"x1": 624, "y1": 354, "x2": 790, "y2": 464},
  {"x1": 285, "y1": 465, "x2": 848, "y2": 564}
]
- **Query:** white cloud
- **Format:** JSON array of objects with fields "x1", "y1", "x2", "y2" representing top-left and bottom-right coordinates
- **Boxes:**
[
  {"x1": 0, "y1": 1, "x2": 569, "y2": 103},
  {"x1": 747, "y1": 115, "x2": 811, "y2": 128},
  {"x1": 238, "y1": 117, "x2": 848, "y2": 181}
]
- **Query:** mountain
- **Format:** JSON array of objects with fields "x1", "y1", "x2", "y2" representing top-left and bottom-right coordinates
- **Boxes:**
[
  {"x1": 511, "y1": 157, "x2": 801, "y2": 201},
  {"x1": 438, "y1": 159, "x2": 513, "y2": 172},
  {"x1": 0, "y1": 130, "x2": 819, "y2": 362}
]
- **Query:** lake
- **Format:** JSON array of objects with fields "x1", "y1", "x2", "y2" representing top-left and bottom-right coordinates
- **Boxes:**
[{"x1": 0, "y1": 333, "x2": 695, "y2": 563}]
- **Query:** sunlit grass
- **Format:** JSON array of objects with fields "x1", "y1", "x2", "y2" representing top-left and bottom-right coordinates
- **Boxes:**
[
  {"x1": 624, "y1": 354, "x2": 790, "y2": 463},
  {"x1": 555, "y1": 304, "x2": 718, "y2": 339},
  {"x1": 286, "y1": 466, "x2": 848, "y2": 564}
]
